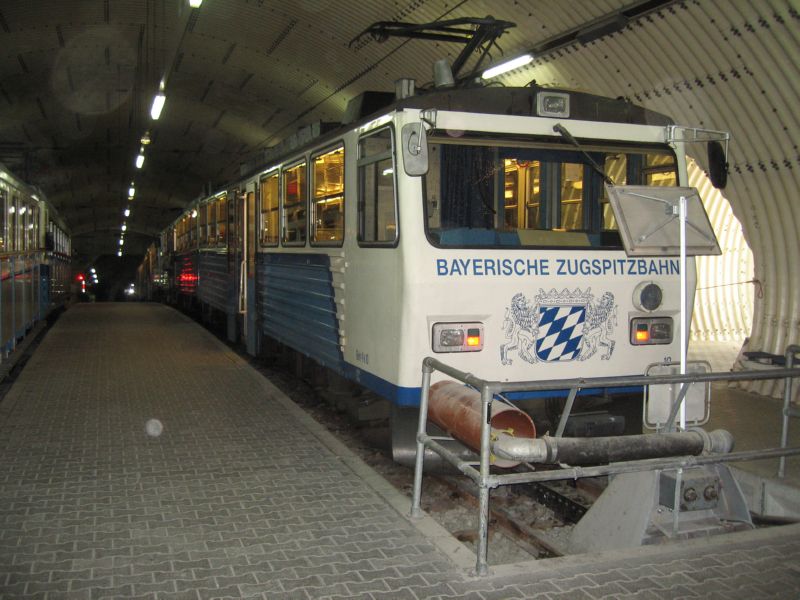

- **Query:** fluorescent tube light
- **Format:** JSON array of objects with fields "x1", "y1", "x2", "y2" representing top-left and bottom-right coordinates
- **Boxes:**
[
  {"x1": 150, "y1": 93, "x2": 166, "y2": 120},
  {"x1": 189, "y1": 0, "x2": 203, "y2": 7},
  {"x1": 136, "y1": 154, "x2": 145, "y2": 169},
  {"x1": 482, "y1": 54, "x2": 533, "y2": 80}
]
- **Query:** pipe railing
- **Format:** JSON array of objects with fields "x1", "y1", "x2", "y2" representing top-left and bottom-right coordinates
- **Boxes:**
[
  {"x1": 779, "y1": 345, "x2": 800, "y2": 478},
  {"x1": 410, "y1": 349, "x2": 800, "y2": 576}
]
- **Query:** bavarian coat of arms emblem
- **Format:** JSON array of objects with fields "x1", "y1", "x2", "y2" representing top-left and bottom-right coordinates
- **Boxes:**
[{"x1": 501, "y1": 288, "x2": 618, "y2": 365}]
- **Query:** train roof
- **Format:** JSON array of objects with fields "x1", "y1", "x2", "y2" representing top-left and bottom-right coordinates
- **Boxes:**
[
  {"x1": 0, "y1": 161, "x2": 68, "y2": 232},
  {"x1": 161, "y1": 83, "x2": 687, "y2": 231},
  {"x1": 237, "y1": 83, "x2": 673, "y2": 180},
  {"x1": 364, "y1": 84, "x2": 674, "y2": 128}
]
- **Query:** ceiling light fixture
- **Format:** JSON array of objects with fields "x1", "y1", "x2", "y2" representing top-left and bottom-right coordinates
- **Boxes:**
[
  {"x1": 135, "y1": 154, "x2": 145, "y2": 169},
  {"x1": 128, "y1": 186, "x2": 135, "y2": 198},
  {"x1": 150, "y1": 93, "x2": 166, "y2": 120},
  {"x1": 481, "y1": 54, "x2": 533, "y2": 80},
  {"x1": 189, "y1": 0, "x2": 203, "y2": 7}
]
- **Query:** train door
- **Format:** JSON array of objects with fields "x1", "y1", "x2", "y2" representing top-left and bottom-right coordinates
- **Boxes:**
[{"x1": 237, "y1": 182, "x2": 258, "y2": 354}]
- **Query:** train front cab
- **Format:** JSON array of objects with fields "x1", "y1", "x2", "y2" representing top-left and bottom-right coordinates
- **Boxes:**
[{"x1": 384, "y1": 106, "x2": 702, "y2": 458}]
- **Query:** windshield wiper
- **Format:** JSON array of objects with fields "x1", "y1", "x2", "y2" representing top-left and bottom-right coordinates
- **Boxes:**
[{"x1": 553, "y1": 123, "x2": 613, "y2": 185}]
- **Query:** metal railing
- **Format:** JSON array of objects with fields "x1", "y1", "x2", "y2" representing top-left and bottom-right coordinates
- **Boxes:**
[
  {"x1": 410, "y1": 348, "x2": 800, "y2": 576},
  {"x1": 779, "y1": 345, "x2": 800, "y2": 478}
]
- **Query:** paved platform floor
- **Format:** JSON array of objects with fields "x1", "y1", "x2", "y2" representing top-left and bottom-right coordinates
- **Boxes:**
[{"x1": 1, "y1": 303, "x2": 799, "y2": 599}]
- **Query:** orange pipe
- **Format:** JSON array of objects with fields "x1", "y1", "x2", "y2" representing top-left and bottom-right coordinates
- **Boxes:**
[{"x1": 428, "y1": 380, "x2": 536, "y2": 468}]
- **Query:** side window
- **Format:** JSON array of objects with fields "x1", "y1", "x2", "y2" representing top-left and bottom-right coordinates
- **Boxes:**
[
  {"x1": 19, "y1": 204, "x2": 27, "y2": 251},
  {"x1": 217, "y1": 193, "x2": 228, "y2": 246},
  {"x1": 260, "y1": 172, "x2": 279, "y2": 247},
  {"x1": 10, "y1": 195, "x2": 18, "y2": 251},
  {"x1": 32, "y1": 206, "x2": 38, "y2": 251},
  {"x1": 311, "y1": 146, "x2": 344, "y2": 246},
  {"x1": 176, "y1": 217, "x2": 183, "y2": 251},
  {"x1": 282, "y1": 161, "x2": 307, "y2": 245},
  {"x1": 358, "y1": 128, "x2": 397, "y2": 245},
  {"x1": 189, "y1": 209, "x2": 197, "y2": 247},
  {"x1": 199, "y1": 203, "x2": 208, "y2": 246},
  {"x1": 0, "y1": 191, "x2": 5, "y2": 252},
  {"x1": 207, "y1": 201, "x2": 217, "y2": 246}
]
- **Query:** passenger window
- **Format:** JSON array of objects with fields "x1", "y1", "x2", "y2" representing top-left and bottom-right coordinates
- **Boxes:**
[
  {"x1": 199, "y1": 202, "x2": 208, "y2": 246},
  {"x1": 260, "y1": 172, "x2": 279, "y2": 247},
  {"x1": 10, "y1": 196, "x2": 18, "y2": 251},
  {"x1": 0, "y1": 191, "x2": 5, "y2": 252},
  {"x1": 30, "y1": 206, "x2": 38, "y2": 250},
  {"x1": 188, "y1": 209, "x2": 197, "y2": 247},
  {"x1": 207, "y1": 202, "x2": 216, "y2": 246},
  {"x1": 19, "y1": 204, "x2": 27, "y2": 251},
  {"x1": 358, "y1": 128, "x2": 397, "y2": 245},
  {"x1": 176, "y1": 216, "x2": 183, "y2": 251},
  {"x1": 282, "y1": 162, "x2": 307, "y2": 245},
  {"x1": 217, "y1": 194, "x2": 227, "y2": 245},
  {"x1": 311, "y1": 146, "x2": 344, "y2": 246}
]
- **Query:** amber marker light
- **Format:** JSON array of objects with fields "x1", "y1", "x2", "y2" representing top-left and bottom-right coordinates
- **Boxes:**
[{"x1": 466, "y1": 329, "x2": 482, "y2": 347}]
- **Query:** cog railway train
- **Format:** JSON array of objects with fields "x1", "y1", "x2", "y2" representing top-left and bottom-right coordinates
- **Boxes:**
[
  {"x1": 0, "y1": 162, "x2": 71, "y2": 356},
  {"x1": 140, "y1": 82, "x2": 725, "y2": 460}
]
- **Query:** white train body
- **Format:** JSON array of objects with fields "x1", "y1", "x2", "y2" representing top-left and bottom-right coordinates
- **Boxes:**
[
  {"x1": 163, "y1": 86, "x2": 705, "y2": 414},
  {"x1": 343, "y1": 100, "x2": 692, "y2": 407}
]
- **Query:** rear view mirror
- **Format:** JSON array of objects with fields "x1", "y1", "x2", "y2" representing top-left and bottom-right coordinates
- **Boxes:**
[
  {"x1": 708, "y1": 141, "x2": 728, "y2": 189},
  {"x1": 401, "y1": 122, "x2": 428, "y2": 176}
]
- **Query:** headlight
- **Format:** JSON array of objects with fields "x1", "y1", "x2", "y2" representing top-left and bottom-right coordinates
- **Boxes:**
[
  {"x1": 536, "y1": 92, "x2": 570, "y2": 118},
  {"x1": 432, "y1": 322, "x2": 484, "y2": 353},
  {"x1": 633, "y1": 281, "x2": 663, "y2": 312}
]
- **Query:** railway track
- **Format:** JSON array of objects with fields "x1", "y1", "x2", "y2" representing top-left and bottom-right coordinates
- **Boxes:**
[{"x1": 248, "y1": 351, "x2": 604, "y2": 563}]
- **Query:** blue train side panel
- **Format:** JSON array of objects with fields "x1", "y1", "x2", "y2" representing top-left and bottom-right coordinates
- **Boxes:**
[
  {"x1": 39, "y1": 263, "x2": 50, "y2": 318},
  {"x1": 257, "y1": 253, "x2": 344, "y2": 372},
  {"x1": 197, "y1": 251, "x2": 229, "y2": 313}
]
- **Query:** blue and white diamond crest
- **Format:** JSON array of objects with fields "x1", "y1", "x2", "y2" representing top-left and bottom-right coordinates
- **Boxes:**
[{"x1": 501, "y1": 288, "x2": 618, "y2": 366}]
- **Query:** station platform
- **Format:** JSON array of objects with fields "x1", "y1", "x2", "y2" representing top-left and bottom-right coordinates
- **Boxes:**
[{"x1": 1, "y1": 303, "x2": 799, "y2": 599}]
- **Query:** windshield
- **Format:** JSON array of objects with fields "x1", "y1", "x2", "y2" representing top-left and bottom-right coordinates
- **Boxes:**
[{"x1": 424, "y1": 137, "x2": 677, "y2": 248}]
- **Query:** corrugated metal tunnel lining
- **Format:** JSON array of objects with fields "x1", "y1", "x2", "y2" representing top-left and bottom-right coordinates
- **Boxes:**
[{"x1": 495, "y1": 0, "x2": 798, "y2": 397}]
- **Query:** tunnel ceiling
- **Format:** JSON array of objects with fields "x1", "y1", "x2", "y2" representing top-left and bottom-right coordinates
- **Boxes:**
[
  {"x1": 1, "y1": 0, "x2": 799, "y2": 380},
  {"x1": 0, "y1": 0, "x2": 699, "y2": 259}
]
